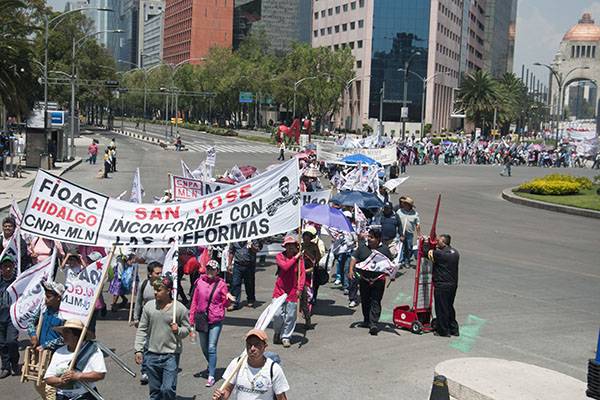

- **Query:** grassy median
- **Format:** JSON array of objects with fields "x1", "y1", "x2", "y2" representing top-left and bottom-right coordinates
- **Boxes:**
[{"x1": 514, "y1": 185, "x2": 600, "y2": 211}]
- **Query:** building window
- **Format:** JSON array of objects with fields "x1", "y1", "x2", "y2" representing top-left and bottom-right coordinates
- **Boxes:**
[
  {"x1": 357, "y1": 60, "x2": 362, "y2": 68},
  {"x1": 327, "y1": 26, "x2": 332, "y2": 34},
  {"x1": 587, "y1": 45, "x2": 592, "y2": 57},
  {"x1": 350, "y1": 21, "x2": 355, "y2": 29},
  {"x1": 342, "y1": 23, "x2": 347, "y2": 31},
  {"x1": 334, "y1": 44, "x2": 339, "y2": 50},
  {"x1": 351, "y1": 1, "x2": 356, "y2": 9},
  {"x1": 314, "y1": 12, "x2": 318, "y2": 19},
  {"x1": 320, "y1": 28, "x2": 325, "y2": 35},
  {"x1": 343, "y1": 4, "x2": 348, "y2": 11},
  {"x1": 358, "y1": 19, "x2": 364, "y2": 28},
  {"x1": 593, "y1": 46, "x2": 596, "y2": 58},
  {"x1": 359, "y1": 0, "x2": 364, "y2": 7},
  {"x1": 321, "y1": 10, "x2": 325, "y2": 17},
  {"x1": 335, "y1": 25, "x2": 340, "y2": 33},
  {"x1": 328, "y1": 7, "x2": 332, "y2": 15},
  {"x1": 313, "y1": 30, "x2": 318, "y2": 37},
  {"x1": 357, "y1": 40, "x2": 363, "y2": 48},
  {"x1": 335, "y1": 5, "x2": 340, "y2": 13},
  {"x1": 349, "y1": 41, "x2": 354, "y2": 49}
]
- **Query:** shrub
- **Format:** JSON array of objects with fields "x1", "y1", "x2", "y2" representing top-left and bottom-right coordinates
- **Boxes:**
[{"x1": 517, "y1": 173, "x2": 592, "y2": 195}]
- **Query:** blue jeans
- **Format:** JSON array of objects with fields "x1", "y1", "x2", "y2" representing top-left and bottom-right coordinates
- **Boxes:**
[
  {"x1": 335, "y1": 253, "x2": 351, "y2": 289},
  {"x1": 198, "y1": 322, "x2": 222, "y2": 378},
  {"x1": 401, "y1": 232, "x2": 415, "y2": 264},
  {"x1": 145, "y1": 352, "x2": 180, "y2": 400},
  {"x1": 231, "y1": 264, "x2": 256, "y2": 307}
]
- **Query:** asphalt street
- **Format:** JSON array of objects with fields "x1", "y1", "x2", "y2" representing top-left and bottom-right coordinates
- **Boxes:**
[{"x1": 4, "y1": 131, "x2": 599, "y2": 399}]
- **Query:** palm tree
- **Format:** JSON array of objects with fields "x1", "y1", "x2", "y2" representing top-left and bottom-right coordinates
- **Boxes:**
[
  {"x1": 456, "y1": 70, "x2": 500, "y2": 134},
  {"x1": 0, "y1": 0, "x2": 37, "y2": 117},
  {"x1": 496, "y1": 72, "x2": 527, "y2": 132}
]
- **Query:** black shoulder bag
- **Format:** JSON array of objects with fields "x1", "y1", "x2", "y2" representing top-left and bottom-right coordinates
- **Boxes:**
[{"x1": 195, "y1": 282, "x2": 219, "y2": 333}]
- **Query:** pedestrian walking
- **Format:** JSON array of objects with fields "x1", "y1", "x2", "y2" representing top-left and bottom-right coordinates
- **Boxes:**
[
  {"x1": 428, "y1": 234, "x2": 460, "y2": 337},
  {"x1": 212, "y1": 329, "x2": 289, "y2": 400},
  {"x1": 348, "y1": 229, "x2": 393, "y2": 336},
  {"x1": 277, "y1": 141, "x2": 285, "y2": 161},
  {"x1": 0, "y1": 254, "x2": 18, "y2": 378},
  {"x1": 133, "y1": 261, "x2": 163, "y2": 385},
  {"x1": 189, "y1": 260, "x2": 235, "y2": 387},
  {"x1": 134, "y1": 275, "x2": 191, "y2": 400},
  {"x1": 300, "y1": 227, "x2": 321, "y2": 329},
  {"x1": 396, "y1": 197, "x2": 421, "y2": 268},
  {"x1": 227, "y1": 240, "x2": 262, "y2": 310},
  {"x1": 44, "y1": 319, "x2": 106, "y2": 399},
  {"x1": 272, "y1": 236, "x2": 305, "y2": 348}
]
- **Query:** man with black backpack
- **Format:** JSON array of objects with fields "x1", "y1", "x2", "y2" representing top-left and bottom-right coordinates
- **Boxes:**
[{"x1": 213, "y1": 329, "x2": 289, "y2": 400}]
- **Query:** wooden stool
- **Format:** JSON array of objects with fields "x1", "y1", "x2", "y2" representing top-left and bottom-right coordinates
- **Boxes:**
[{"x1": 21, "y1": 346, "x2": 51, "y2": 386}]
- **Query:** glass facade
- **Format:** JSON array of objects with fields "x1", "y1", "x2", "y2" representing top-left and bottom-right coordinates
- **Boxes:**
[
  {"x1": 233, "y1": 0, "x2": 311, "y2": 53},
  {"x1": 368, "y1": 0, "x2": 430, "y2": 122}
]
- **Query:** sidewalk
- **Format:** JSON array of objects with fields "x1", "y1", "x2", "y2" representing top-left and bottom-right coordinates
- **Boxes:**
[{"x1": 0, "y1": 137, "x2": 89, "y2": 212}]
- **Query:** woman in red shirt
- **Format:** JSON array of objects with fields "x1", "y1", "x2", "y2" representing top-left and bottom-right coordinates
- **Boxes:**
[{"x1": 272, "y1": 236, "x2": 305, "y2": 348}]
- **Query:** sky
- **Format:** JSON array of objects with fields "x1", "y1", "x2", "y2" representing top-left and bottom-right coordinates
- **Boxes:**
[
  {"x1": 49, "y1": 0, "x2": 600, "y2": 79},
  {"x1": 513, "y1": 0, "x2": 600, "y2": 77}
]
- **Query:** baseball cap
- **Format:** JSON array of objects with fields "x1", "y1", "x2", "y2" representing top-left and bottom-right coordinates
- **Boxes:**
[
  {"x1": 42, "y1": 280, "x2": 66, "y2": 296},
  {"x1": 245, "y1": 328, "x2": 268, "y2": 343},
  {"x1": 153, "y1": 274, "x2": 174, "y2": 290},
  {"x1": 206, "y1": 260, "x2": 219, "y2": 270},
  {"x1": 0, "y1": 254, "x2": 15, "y2": 264}
]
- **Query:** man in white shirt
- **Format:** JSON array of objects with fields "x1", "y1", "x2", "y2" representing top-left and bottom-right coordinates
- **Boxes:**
[
  {"x1": 213, "y1": 329, "x2": 289, "y2": 400},
  {"x1": 44, "y1": 319, "x2": 106, "y2": 399}
]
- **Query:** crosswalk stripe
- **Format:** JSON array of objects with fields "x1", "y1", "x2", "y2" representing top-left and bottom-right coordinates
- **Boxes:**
[{"x1": 179, "y1": 141, "x2": 277, "y2": 154}]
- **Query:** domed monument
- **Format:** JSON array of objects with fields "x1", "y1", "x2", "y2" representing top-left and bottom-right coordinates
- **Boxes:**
[{"x1": 548, "y1": 13, "x2": 600, "y2": 117}]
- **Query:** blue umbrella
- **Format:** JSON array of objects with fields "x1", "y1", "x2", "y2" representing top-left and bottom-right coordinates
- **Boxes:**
[
  {"x1": 331, "y1": 190, "x2": 384, "y2": 209},
  {"x1": 340, "y1": 154, "x2": 381, "y2": 166},
  {"x1": 301, "y1": 204, "x2": 354, "y2": 232}
]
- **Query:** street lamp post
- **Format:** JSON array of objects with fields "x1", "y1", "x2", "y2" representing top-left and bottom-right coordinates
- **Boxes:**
[
  {"x1": 69, "y1": 29, "x2": 122, "y2": 159},
  {"x1": 43, "y1": 8, "x2": 112, "y2": 141},
  {"x1": 533, "y1": 62, "x2": 589, "y2": 144},
  {"x1": 398, "y1": 69, "x2": 451, "y2": 139},
  {"x1": 401, "y1": 51, "x2": 421, "y2": 140},
  {"x1": 117, "y1": 59, "x2": 161, "y2": 133}
]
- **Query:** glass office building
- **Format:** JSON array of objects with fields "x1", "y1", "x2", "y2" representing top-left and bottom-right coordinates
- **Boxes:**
[{"x1": 368, "y1": 0, "x2": 430, "y2": 122}]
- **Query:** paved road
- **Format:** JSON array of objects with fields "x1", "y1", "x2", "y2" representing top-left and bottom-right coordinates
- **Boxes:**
[
  {"x1": 117, "y1": 121, "x2": 278, "y2": 155},
  {"x1": 5, "y1": 131, "x2": 599, "y2": 399}
]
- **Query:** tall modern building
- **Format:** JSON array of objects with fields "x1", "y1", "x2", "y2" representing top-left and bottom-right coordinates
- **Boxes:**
[
  {"x1": 483, "y1": 0, "x2": 518, "y2": 78},
  {"x1": 137, "y1": 0, "x2": 165, "y2": 67},
  {"x1": 163, "y1": 0, "x2": 233, "y2": 65},
  {"x1": 312, "y1": 0, "x2": 490, "y2": 135},
  {"x1": 233, "y1": 0, "x2": 312, "y2": 53},
  {"x1": 143, "y1": 12, "x2": 164, "y2": 68}
]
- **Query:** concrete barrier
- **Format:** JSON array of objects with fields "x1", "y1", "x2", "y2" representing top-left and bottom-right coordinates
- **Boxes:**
[
  {"x1": 502, "y1": 187, "x2": 600, "y2": 219},
  {"x1": 435, "y1": 358, "x2": 587, "y2": 400}
]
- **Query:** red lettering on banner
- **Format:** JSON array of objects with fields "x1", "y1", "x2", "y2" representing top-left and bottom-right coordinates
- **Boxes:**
[
  {"x1": 240, "y1": 184, "x2": 252, "y2": 199},
  {"x1": 135, "y1": 208, "x2": 147, "y2": 220},
  {"x1": 32, "y1": 198, "x2": 97, "y2": 227}
]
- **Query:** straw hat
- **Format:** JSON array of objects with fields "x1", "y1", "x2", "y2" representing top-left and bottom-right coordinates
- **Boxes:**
[
  {"x1": 303, "y1": 225, "x2": 317, "y2": 237},
  {"x1": 303, "y1": 165, "x2": 322, "y2": 178},
  {"x1": 53, "y1": 319, "x2": 93, "y2": 339}
]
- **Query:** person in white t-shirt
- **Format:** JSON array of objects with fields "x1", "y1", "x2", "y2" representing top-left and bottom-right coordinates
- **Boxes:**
[
  {"x1": 213, "y1": 329, "x2": 289, "y2": 400},
  {"x1": 44, "y1": 319, "x2": 107, "y2": 399}
]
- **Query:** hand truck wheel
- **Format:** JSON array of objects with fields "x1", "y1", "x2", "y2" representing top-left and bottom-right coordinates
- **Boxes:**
[{"x1": 411, "y1": 321, "x2": 423, "y2": 334}]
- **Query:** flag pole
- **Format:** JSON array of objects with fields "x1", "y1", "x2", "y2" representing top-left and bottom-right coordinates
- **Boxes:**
[
  {"x1": 171, "y1": 243, "x2": 179, "y2": 325},
  {"x1": 68, "y1": 245, "x2": 116, "y2": 370},
  {"x1": 128, "y1": 264, "x2": 138, "y2": 325}
]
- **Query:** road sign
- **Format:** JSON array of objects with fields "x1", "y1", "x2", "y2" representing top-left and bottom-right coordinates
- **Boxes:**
[
  {"x1": 239, "y1": 91, "x2": 254, "y2": 103},
  {"x1": 50, "y1": 111, "x2": 65, "y2": 127},
  {"x1": 401, "y1": 107, "x2": 408, "y2": 119}
]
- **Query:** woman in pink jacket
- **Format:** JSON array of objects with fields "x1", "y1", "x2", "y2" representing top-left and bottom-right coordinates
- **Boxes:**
[{"x1": 189, "y1": 260, "x2": 235, "y2": 387}]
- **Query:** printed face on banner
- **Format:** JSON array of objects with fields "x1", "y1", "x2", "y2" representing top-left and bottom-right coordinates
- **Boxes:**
[
  {"x1": 22, "y1": 159, "x2": 301, "y2": 248},
  {"x1": 59, "y1": 257, "x2": 106, "y2": 322}
]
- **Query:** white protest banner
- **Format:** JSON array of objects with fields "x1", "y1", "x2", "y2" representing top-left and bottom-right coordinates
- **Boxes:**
[
  {"x1": 229, "y1": 165, "x2": 246, "y2": 183},
  {"x1": 181, "y1": 160, "x2": 194, "y2": 179},
  {"x1": 59, "y1": 254, "x2": 109, "y2": 322},
  {"x1": 192, "y1": 161, "x2": 206, "y2": 181},
  {"x1": 130, "y1": 168, "x2": 144, "y2": 203},
  {"x1": 8, "y1": 250, "x2": 56, "y2": 331},
  {"x1": 355, "y1": 249, "x2": 398, "y2": 278},
  {"x1": 316, "y1": 141, "x2": 397, "y2": 165},
  {"x1": 204, "y1": 180, "x2": 233, "y2": 195},
  {"x1": 383, "y1": 176, "x2": 410, "y2": 191},
  {"x1": 206, "y1": 146, "x2": 216, "y2": 167},
  {"x1": 354, "y1": 204, "x2": 368, "y2": 234},
  {"x1": 300, "y1": 190, "x2": 331, "y2": 206},
  {"x1": 0, "y1": 230, "x2": 20, "y2": 274},
  {"x1": 171, "y1": 175, "x2": 204, "y2": 200},
  {"x1": 10, "y1": 198, "x2": 23, "y2": 225},
  {"x1": 162, "y1": 242, "x2": 178, "y2": 277},
  {"x1": 21, "y1": 158, "x2": 301, "y2": 248}
]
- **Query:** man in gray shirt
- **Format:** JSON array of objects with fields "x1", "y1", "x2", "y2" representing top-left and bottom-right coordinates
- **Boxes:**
[{"x1": 134, "y1": 275, "x2": 191, "y2": 400}]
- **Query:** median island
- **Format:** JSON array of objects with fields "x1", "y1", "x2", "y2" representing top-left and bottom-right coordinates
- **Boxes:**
[{"x1": 513, "y1": 173, "x2": 600, "y2": 211}]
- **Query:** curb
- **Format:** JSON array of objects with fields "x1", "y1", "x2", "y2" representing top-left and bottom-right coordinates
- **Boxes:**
[
  {"x1": 115, "y1": 129, "x2": 171, "y2": 149},
  {"x1": 0, "y1": 157, "x2": 82, "y2": 212},
  {"x1": 502, "y1": 186, "x2": 600, "y2": 219}
]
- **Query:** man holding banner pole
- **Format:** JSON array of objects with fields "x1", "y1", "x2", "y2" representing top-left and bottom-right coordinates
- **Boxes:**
[
  {"x1": 0, "y1": 254, "x2": 19, "y2": 378},
  {"x1": 134, "y1": 274, "x2": 191, "y2": 400}
]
